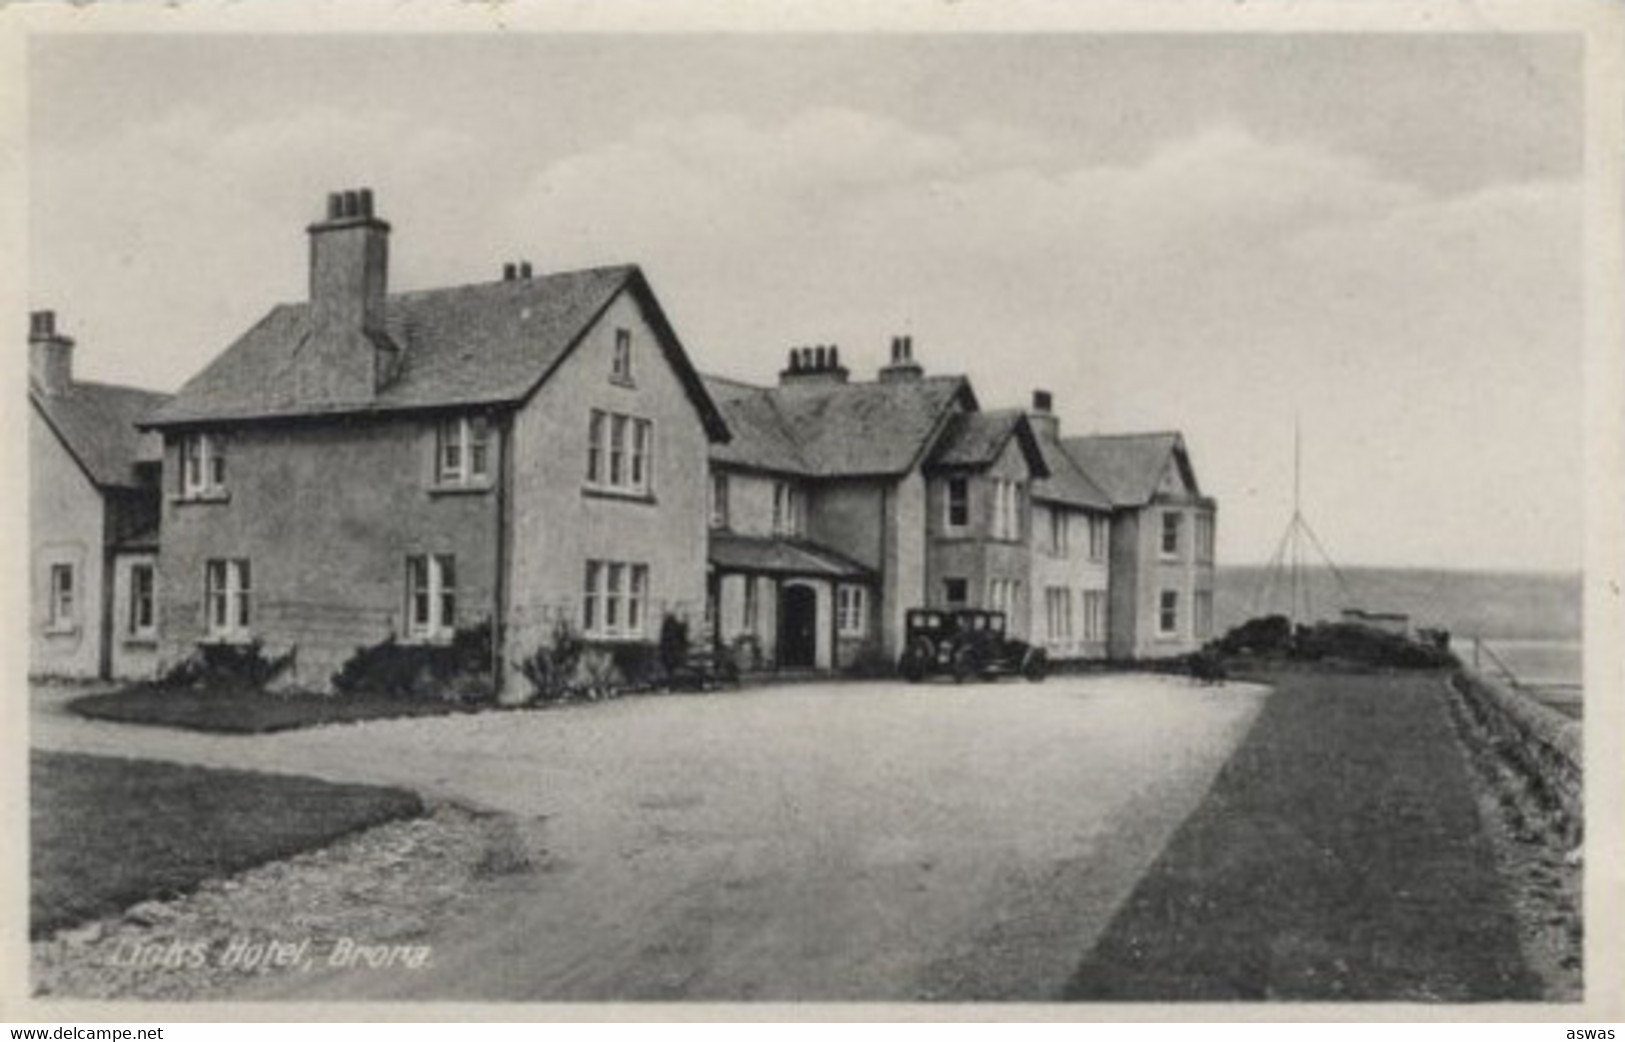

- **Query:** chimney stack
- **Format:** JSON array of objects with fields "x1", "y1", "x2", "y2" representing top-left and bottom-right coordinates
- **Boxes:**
[
  {"x1": 28, "y1": 310, "x2": 74, "y2": 396},
  {"x1": 778, "y1": 343, "x2": 850, "y2": 387},
  {"x1": 303, "y1": 186, "x2": 396, "y2": 401},
  {"x1": 878, "y1": 333, "x2": 923, "y2": 383},
  {"x1": 1029, "y1": 389, "x2": 1059, "y2": 441}
]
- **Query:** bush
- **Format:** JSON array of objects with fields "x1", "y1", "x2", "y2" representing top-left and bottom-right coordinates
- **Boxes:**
[
  {"x1": 1293, "y1": 621, "x2": 1459, "y2": 670},
  {"x1": 515, "y1": 619, "x2": 587, "y2": 704},
  {"x1": 1215, "y1": 614, "x2": 1294, "y2": 657},
  {"x1": 160, "y1": 639, "x2": 295, "y2": 693},
  {"x1": 330, "y1": 619, "x2": 495, "y2": 704},
  {"x1": 659, "y1": 614, "x2": 691, "y2": 676}
]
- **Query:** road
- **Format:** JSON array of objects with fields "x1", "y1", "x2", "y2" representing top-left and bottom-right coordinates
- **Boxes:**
[{"x1": 34, "y1": 675, "x2": 1266, "y2": 1001}]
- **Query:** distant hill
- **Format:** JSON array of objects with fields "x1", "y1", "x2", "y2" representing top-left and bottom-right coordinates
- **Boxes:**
[{"x1": 1214, "y1": 566, "x2": 1582, "y2": 642}]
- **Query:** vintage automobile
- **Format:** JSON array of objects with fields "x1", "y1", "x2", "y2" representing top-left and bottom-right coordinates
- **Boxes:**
[{"x1": 897, "y1": 608, "x2": 1048, "y2": 683}]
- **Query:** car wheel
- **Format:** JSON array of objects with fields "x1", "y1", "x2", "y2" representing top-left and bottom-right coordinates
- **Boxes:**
[{"x1": 1022, "y1": 647, "x2": 1049, "y2": 682}]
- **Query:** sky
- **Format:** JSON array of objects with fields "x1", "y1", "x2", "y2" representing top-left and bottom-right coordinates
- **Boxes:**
[{"x1": 28, "y1": 33, "x2": 1585, "y2": 572}]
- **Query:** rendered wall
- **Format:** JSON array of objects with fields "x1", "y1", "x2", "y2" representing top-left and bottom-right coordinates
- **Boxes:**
[
  {"x1": 506, "y1": 288, "x2": 711, "y2": 687},
  {"x1": 156, "y1": 415, "x2": 501, "y2": 690},
  {"x1": 30, "y1": 406, "x2": 108, "y2": 679}
]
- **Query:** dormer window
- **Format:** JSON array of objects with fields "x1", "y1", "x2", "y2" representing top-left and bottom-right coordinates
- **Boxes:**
[
  {"x1": 612, "y1": 328, "x2": 634, "y2": 384},
  {"x1": 436, "y1": 416, "x2": 492, "y2": 487},
  {"x1": 180, "y1": 433, "x2": 226, "y2": 499}
]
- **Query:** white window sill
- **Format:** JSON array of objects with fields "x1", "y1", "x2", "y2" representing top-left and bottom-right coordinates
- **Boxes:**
[
  {"x1": 583, "y1": 632, "x2": 647, "y2": 643},
  {"x1": 583, "y1": 485, "x2": 656, "y2": 505},
  {"x1": 173, "y1": 489, "x2": 230, "y2": 505},
  {"x1": 43, "y1": 622, "x2": 80, "y2": 637},
  {"x1": 202, "y1": 633, "x2": 255, "y2": 646},
  {"x1": 402, "y1": 632, "x2": 456, "y2": 646}
]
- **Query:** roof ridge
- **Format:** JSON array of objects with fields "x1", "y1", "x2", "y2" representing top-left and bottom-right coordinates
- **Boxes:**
[
  {"x1": 1065, "y1": 429, "x2": 1181, "y2": 442},
  {"x1": 64, "y1": 379, "x2": 173, "y2": 400}
]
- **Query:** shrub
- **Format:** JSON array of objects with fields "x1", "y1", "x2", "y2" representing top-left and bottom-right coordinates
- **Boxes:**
[
  {"x1": 160, "y1": 640, "x2": 295, "y2": 693},
  {"x1": 330, "y1": 619, "x2": 495, "y2": 703},
  {"x1": 1293, "y1": 621, "x2": 1458, "y2": 670},
  {"x1": 515, "y1": 618, "x2": 587, "y2": 704},
  {"x1": 659, "y1": 614, "x2": 691, "y2": 676},
  {"x1": 1215, "y1": 614, "x2": 1294, "y2": 657}
]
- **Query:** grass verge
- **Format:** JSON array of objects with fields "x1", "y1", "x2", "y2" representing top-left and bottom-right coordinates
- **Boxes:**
[
  {"x1": 1066, "y1": 669, "x2": 1541, "y2": 1001},
  {"x1": 31, "y1": 751, "x2": 423, "y2": 937},
  {"x1": 68, "y1": 685, "x2": 473, "y2": 734}
]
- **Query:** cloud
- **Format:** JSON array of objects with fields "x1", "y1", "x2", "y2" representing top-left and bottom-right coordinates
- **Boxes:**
[
  {"x1": 509, "y1": 110, "x2": 1580, "y2": 569},
  {"x1": 32, "y1": 100, "x2": 1581, "y2": 570}
]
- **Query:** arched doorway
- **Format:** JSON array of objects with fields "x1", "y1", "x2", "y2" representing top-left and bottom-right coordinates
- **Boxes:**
[{"x1": 779, "y1": 583, "x2": 818, "y2": 669}]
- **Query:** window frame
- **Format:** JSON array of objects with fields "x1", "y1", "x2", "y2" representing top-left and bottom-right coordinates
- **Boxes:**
[
  {"x1": 204, "y1": 558, "x2": 252, "y2": 641},
  {"x1": 945, "y1": 478, "x2": 969, "y2": 530},
  {"x1": 48, "y1": 562, "x2": 75, "y2": 630},
  {"x1": 1161, "y1": 511, "x2": 1183, "y2": 559},
  {"x1": 1082, "y1": 588, "x2": 1107, "y2": 642},
  {"x1": 710, "y1": 472, "x2": 730, "y2": 529},
  {"x1": 772, "y1": 481, "x2": 802, "y2": 537},
  {"x1": 583, "y1": 558, "x2": 650, "y2": 640},
  {"x1": 1049, "y1": 509, "x2": 1068, "y2": 555},
  {"x1": 611, "y1": 327, "x2": 634, "y2": 384},
  {"x1": 128, "y1": 563, "x2": 156, "y2": 639},
  {"x1": 179, "y1": 432, "x2": 227, "y2": 499},
  {"x1": 434, "y1": 415, "x2": 493, "y2": 488},
  {"x1": 406, "y1": 553, "x2": 458, "y2": 641},
  {"x1": 836, "y1": 584, "x2": 867, "y2": 637},
  {"x1": 1087, "y1": 514, "x2": 1108, "y2": 562},
  {"x1": 1158, "y1": 589, "x2": 1180, "y2": 638},
  {"x1": 585, "y1": 409, "x2": 654, "y2": 497}
]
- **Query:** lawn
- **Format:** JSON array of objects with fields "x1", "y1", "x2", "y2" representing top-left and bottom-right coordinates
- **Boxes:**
[
  {"x1": 31, "y1": 751, "x2": 423, "y2": 937},
  {"x1": 69, "y1": 685, "x2": 474, "y2": 734},
  {"x1": 1065, "y1": 668, "x2": 1541, "y2": 1002}
]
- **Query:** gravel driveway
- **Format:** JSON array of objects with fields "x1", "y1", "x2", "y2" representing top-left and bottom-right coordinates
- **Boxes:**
[{"x1": 34, "y1": 675, "x2": 1266, "y2": 1002}]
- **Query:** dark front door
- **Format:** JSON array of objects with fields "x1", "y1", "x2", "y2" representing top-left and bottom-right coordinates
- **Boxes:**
[{"x1": 779, "y1": 584, "x2": 818, "y2": 669}]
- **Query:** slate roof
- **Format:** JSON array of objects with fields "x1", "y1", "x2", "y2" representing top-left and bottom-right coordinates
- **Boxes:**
[
  {"x1": 925, "y1": 409, "x2": 1050, "y2": 479},
  {"x1": 708, "y1": 532, "x2": 873, "y2": 580},
  {"x1": 30, "y1": 381, "x2": 170, "y2": 489},
  {"x1": 1030, "y1": 423, "x2": 1112, "y2": 511},
  {"x1": 704, "y1": 374, "x2": 975, "y2": 478},
  {"x1": 1060, "y1": 431, "x2": 1190, "y2": 507},
  {"x1": 146, "y1": 265, "x2": 729, "y2": 441}
]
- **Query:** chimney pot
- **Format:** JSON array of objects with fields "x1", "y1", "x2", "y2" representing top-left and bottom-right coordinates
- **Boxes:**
[
  {"x1": 787, "y1": 348, "x2": 801, "y2": 373},
  {"x1": 29, "y1": 310, "x2": 54, "y2": 340},
  {"x1": 814, "y1": 346, "x2": 827, "y2": 370},
  {"x1": 829, "y1": 345, "x2": 840, "y2": 368},
  {"x1": 327, "y1": 193, "x2": 343, "y2": 220},
  {"x1": 520, "y1": 261, "x2": 532, "y2": 279},
  {"x1": 358, "y1": 188, "x2": 374, "y2": 218},
  {"x1": 503, "y1": 263, "x2": 517, "y2": 281},
  {"x1": 1033, "y1": 390, "x2": 1053, "y2": 413}
]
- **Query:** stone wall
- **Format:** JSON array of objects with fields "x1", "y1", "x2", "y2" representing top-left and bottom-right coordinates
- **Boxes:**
[{"x1": 1450, "y1": 669, "x2": 1583, "y2": 842}]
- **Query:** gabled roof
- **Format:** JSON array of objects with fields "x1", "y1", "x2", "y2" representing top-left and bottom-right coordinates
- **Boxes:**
[
  {"x1": 1060, "y1": 431, "x2": 1194, "y2": 508},
  {"x1": 1030, "y1": 423, "x2": 1112, "y2": 511},
  {"x1": 146, "y1": 265, "x2": 729, "y2": 441},
  {"x1": 703, "y1": 376, "x2": 813, "y2": 476},
  {"x1": 705, "y1": 374, "x2": 976, "y2": 478},
  {"x1": 925, "y1": 409, "x2": 1050, "y2": 478},
  {"x1": 30, "y1": 381, "x2": 170, "y2": 490},
  {"x1": 708, "y1": 532, "x2": 872, "y2": 580}
]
